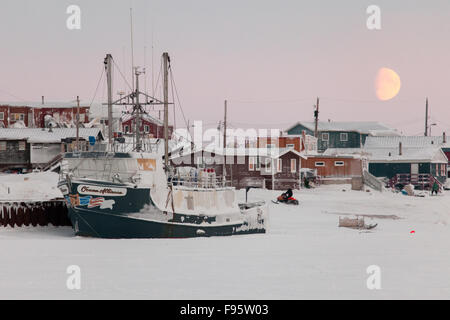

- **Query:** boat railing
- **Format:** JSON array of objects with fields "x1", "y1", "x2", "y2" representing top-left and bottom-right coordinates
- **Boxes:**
[
  {"x1": 169, "y1": 176, "x2": 233, "y2": 189},
  {"x1": 113, "y1": 138, "x2": 160, "y2": 153}
]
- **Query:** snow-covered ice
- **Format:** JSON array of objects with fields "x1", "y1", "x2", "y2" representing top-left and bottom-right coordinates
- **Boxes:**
[
  {"x1": 1, "y1": 185, "x2": 450, "y2": 299},
  {"x1": 0, "y1": 172, "x2": 61, "y2": 201}
]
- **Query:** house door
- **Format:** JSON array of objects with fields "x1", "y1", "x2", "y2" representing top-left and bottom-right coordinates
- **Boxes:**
[{"x1": 411, "y1": 164, "x2": 419, "y2": 175}]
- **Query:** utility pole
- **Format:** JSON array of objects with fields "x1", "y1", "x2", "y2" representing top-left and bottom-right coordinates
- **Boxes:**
[
  {"x1": 314, "y1": 97, "x2": 320, "y2": 138},
  {"x1": 76, "y1": 95, "x2": 80, "y2": 151},
  {"x1": 163, "y1": 52, "x2": 170, "y2": 170},
  {"x1": 105, "y1": 54, "x2": 114, "y2": 151},
  {"x1": 425, "y1": 97, "x2": 429, "y2": 137}
]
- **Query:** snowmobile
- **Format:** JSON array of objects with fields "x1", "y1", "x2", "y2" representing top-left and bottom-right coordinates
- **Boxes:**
[{"x1": 272, "y1": 189, "x2": 299, "y2": 205}]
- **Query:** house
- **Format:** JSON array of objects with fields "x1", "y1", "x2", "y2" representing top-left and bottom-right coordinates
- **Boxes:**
[
  {"x1": 363, "y1": 136, "x2": 448, "y2": 186},
  {"x1": 170, "y1": 147, "x2": 306, "y2": 190},
  {"x1": 0, "y1": 128, "x2": 103, "y2": 172},
  {"x1": 286, "y1": 121, "x2": 399, "y2": 152},
  {"x1": 121, "y1": 113, "x2": 173, "y2": 138},
  {"x1": 0, "y1": 101, "x2": 90, "y2": 128},
  {"x1": 301, "y1": 154, "x2": 363, "y2": 184},
  {"x1": 257, "y1": 133, "x2": 317, "y2": 154}
]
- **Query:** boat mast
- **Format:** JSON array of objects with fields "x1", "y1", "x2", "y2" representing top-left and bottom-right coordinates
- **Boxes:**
[
  {"x1": 163, "y1": 52, "x2": 169, "y2": 170},
  {"x1": 135, "y1": 68, "x2": 142, "y2": 151},
  {"x1": 105, "y1": 54, "x2": 114, "y2": 151}
]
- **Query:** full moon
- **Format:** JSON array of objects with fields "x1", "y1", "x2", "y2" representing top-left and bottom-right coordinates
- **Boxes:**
[{"x1": 375, "y1": 67, "x2": 401, "y2": 101}]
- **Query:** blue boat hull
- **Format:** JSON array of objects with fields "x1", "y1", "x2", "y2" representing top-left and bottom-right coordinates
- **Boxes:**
[{"x1": 58, "y1": 179, "x2": 266, "y2": 239}]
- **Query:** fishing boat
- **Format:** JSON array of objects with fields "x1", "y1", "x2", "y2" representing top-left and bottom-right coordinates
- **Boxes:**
[{"x1": 57, "y1": 53, "x2": 267, "y2": 238}]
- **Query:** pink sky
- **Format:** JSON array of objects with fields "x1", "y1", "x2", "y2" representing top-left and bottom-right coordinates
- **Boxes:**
[{"x1": 0, "y1": 0, "x2": 449, "y2": 135}]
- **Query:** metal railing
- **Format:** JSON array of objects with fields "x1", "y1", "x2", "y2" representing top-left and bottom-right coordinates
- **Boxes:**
[{"x1": 389, "y1": 173, "x2": 443, "y2": 191}]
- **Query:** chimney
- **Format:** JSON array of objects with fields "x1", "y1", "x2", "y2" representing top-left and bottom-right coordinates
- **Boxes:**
[
  {"x1": 41, "y1": 96, "x2": 45, "y2": 105},
  {"x1": 444, "y1": 132, "x2": 447, "y2": 144},
  {"x1": 399, "y1": 142, "x2": 403, "y2": 156}
]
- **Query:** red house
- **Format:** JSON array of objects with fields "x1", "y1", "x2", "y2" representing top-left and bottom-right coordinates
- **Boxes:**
[
  {"x1": 121, "y1": 113, "x2": 173, "y2": 138},
  {"x1": 0, "y1": 102, "x2": 89, "y2": 128}
]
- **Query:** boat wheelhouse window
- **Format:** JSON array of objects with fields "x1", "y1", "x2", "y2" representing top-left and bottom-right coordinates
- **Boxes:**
[
  {"x1": 315, "y1": 162, "x2": 325, "y2": 167},
  {"x1": 18, "y1": 141, "x2": 26, "y2": 151},
  {"x1": 291, "y1": 159, "x2": 297, "y2": 173},
  {"x1": 322, "y1": 133, "x2": 329, "y2": 142},
  {"x1": 340, "y1": 133, "x2": 348, "y2": 142},
  {"x1": 334, "y1": 161, "x2": 345, "y2": 167},
  {"x1": 255, "y1": 157, "x2": 261, "y2": 171},
  {"x1": 265, "y1": 158, "x2": 272, "y2": 173},
  {"x1": 248, "y1": 157, "x2": 256, "y2": 171}
]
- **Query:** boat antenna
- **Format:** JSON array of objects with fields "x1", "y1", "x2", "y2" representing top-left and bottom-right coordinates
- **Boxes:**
[
  {"x1": 130, "y1": 8, "x2": 135, "y2": 92},
  {"x1": 163, "y1": 52, "x2": 170, "y2": 171},
  {"x1": 104, "y1": 54, "x2": 114, "y2": 151}
]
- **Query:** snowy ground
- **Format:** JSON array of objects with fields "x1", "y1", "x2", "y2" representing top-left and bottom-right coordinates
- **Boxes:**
[
  {"x1": 1, "y1": 185, "x2": 450, "y2": 299},
  {"x1": 0, "y1": 172, "x2": 61, "y2": 201}
]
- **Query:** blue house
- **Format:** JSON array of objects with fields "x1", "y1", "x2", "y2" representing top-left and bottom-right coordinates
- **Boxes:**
[{"x1": 286, "y1": 121, "x2": 399, "y2": 153}]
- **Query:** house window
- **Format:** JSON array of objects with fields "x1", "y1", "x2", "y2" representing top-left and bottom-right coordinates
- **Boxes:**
[
  {"x1": 340, "y1": 133, "x2": 348, "y2": 142},
  {"x1": 18, "y1": 141, "x2": 26, "y2": 151},
  {"x1": 249, "y1": 157, "x2": 256, "y2": 171},
  {"x1": 315, "y1": 162, "x2": 325, "y2": 167},
  {"x1": 335, "y1": 161, "x2": 345, "y2": 167},
  {"x1": 291, "y1": 159, "x2": 297, "y2": 173},
  {"x1": 322, "y1": 133, "x2": 329, "y2": 142},
  {"x1": 144, "y1": 125, "x2": 150, "y2": 133},
  {"x1": 124, "y1": 125, "x2": 129, "y2": 133},
  {"x1": 11, "y1": 113, "x2": 25, "y2": 121},
  {"x1": 286, "y1": 144, "x2": 295, "y2": 149},
  {"x1": 0, "y1": 141, "x2": 6, "y2": 151},
  {"x1": 0, "y1": 112, "x2": 4, "y2": 120},
  {"x1": 277, "y1": 159, "x2": 283, "y2": 173},
  {"x1": 267, "y1": 144, "x2": 275, "y2": 149}
]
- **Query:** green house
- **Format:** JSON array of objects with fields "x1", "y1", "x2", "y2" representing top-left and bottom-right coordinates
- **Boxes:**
[
  {"x1": 286, "y1": 122, "x2": 398, "y2": 153},
  {"x1": 364, "y1": 136, "x2": 449, "y2": 184}
]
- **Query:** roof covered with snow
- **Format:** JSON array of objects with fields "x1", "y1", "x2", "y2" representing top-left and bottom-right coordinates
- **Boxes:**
[
  {"x1": 363, "y1": 147, "x2": 447, "y2": 163},
  {"x1": 287, "y1": 121, "x2": 399, "y2": 135},
  {"x1": 0, "y1": 101, "x2": 93, "y2": 109},
  {"x1": 363, "y1": 136, "x2": 448, "y2": 163},
  {"x1": 364, "y1": 136, "x2": 450, "y2": 149},
  {"x1": 0, "y1": 128, "x2": 103, "y2": 143}
]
